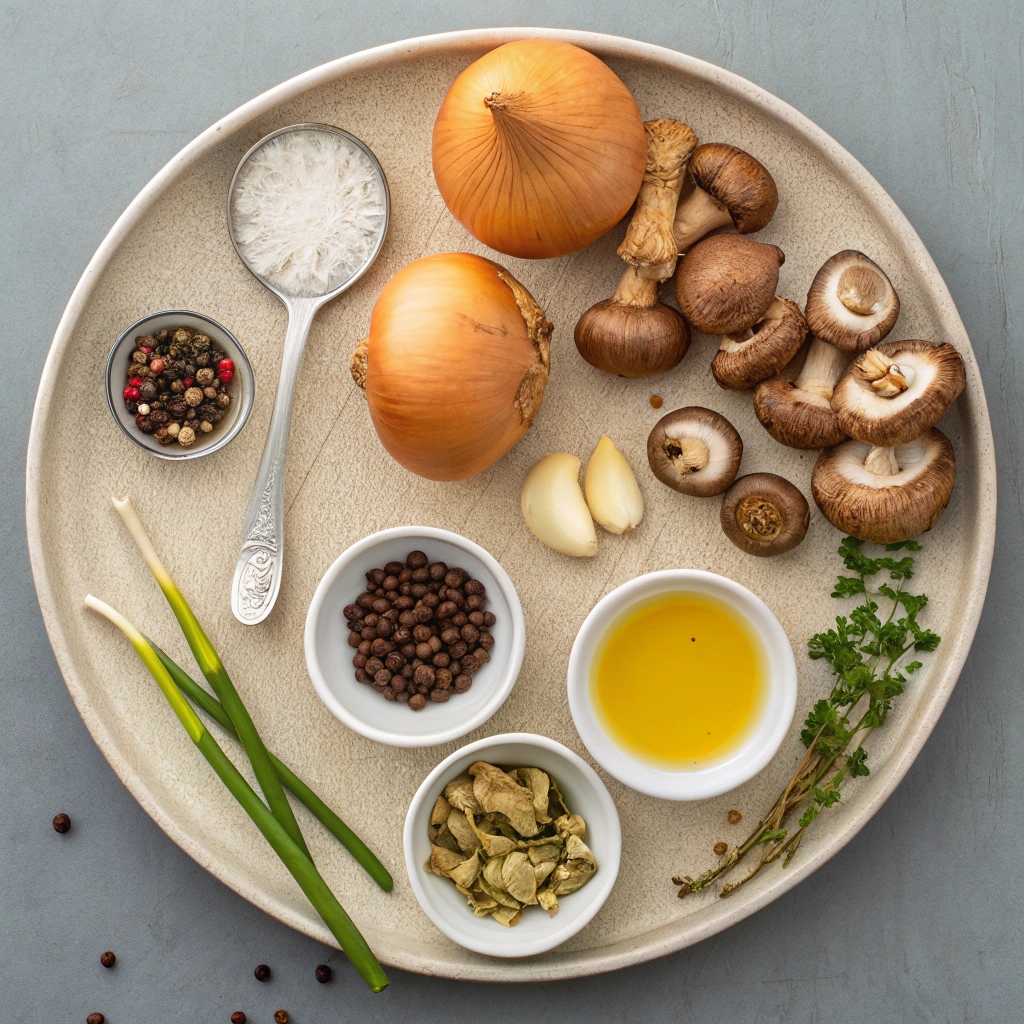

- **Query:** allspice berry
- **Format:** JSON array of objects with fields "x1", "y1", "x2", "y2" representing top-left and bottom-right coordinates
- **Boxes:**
[
  {"x1": 52, "y1": 812, "x2": 71, "y2": 833},
  {"x1": 315, "y1": 963, "x2": 332, "y2": 983},
  {"x1": 231, "y1": 1013, "x2": 247, "y2": 1024},
  {"x1": 274, "y1": 1012, "x2": 290, "y2": 1024},
  {"x1": 727, "y1": 809, "x2": 742, "y2": 824},
  {"x1": 177, "y1": 425, "x2": 196, "y2": 447},
  {"x1": 254, "y1": 963, "x2": 271, "y2": 981},
  {"x1": 100, "y1": 951, "x2": 116, "y2": 968},
  {"x1": 87, "y1": 1015, "x2": 105, "y2": 1024},
  {"x1": 184, "y1": 386, "x2": 204, "y2": 407},
  {"x1": 713, "y1": 841, "x2": 728, "y2": 856}
]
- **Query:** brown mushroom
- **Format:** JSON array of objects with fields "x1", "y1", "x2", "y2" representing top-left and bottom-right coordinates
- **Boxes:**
[
  {"x1": 674, "y1": 234, "x2": 785, "y2": 335},
  {"x1": 711, "y1": 296, "x2": 809, "y2": 390},
  {"x1": 720, "y1": 473, "x2": 809, "y2": 556},
  {"x1": 647, "y1": 407, "x2": 743, "y2": 496},
  {"x1": 672, "y1": 144, "x2": 779, "y2": 252},
  {"x1": 618, "y1": 119, "x2": 698, "y2": 279},
  {"x1": 811, "y1": 428, "x2": 956, "y2": 543},
  {"x1": 805, "y1": 251, "x2": 900, "y2": 352},
  {"x1": 753, "y1": 336, "x2": 851, "y2": 449},
  {"x1": 575, "y1": 266, "x2": 690, "y2": 377},
  {"x1": 830, "y1": 340, "x2": 966, "y2": 447}
]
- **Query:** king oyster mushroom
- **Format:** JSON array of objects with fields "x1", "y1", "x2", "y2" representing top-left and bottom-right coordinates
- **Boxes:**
[
  {"x1": 672, "y1": 143, "x2": 779, "y2": 252},
  {"x1": 674, "y1": 234, "x2": 785, "y2": 335},
  {"x1": 647, "y1": 407, "x2": 743, "y2": 497},
  {"x1": 720, "y1": 473, "x2": 810, "y2": 556},
  {"x1": 753, "y1": 336, "x2": 851, "y2": 448},
  {"x1": 831, "y1": 340, "x2": 966, "y2": 447},
  {"x1": 711, "y1": 296, "x2": 809, "y2": 390},
  {"x1": 811, "y1": 428, "x2": 956, "y2": 543},
  {"x1": 804, "y1": 251, "x2": 900, "y2": 352}
]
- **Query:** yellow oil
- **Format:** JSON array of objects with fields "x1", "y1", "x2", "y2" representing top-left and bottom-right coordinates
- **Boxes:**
[{"x1": 591, "y1": 592, "x2": 766, "y2": 768}]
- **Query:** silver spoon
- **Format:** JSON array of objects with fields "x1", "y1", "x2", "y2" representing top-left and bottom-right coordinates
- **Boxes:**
[{"x1": 226, "y1": 123, "x2": 389, "y2": 625}]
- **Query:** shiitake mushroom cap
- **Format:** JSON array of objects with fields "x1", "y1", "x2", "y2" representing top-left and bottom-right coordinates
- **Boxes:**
[
  {"x1": 647, "y1": 407, "x2": 743, "y2": 497},
  {"x1": 690, "y1": 143, "x2": 779, "y2": 235},
  {"x1": 674, "y1": 234, "x2": 785, "y2": 335},
  {"x1": 575, "y1": 298, "x2": 690, "y2": 378},
  {"x1": 720, "y1": 473, "x2": 809, "y2": 556},
  {"x1": 831, "y1": 339, "x2": 966, "y2": 447},
  {"x1": 712, "y1": 296, "x2": 808, "y2": 390},
  {"x1": 805, "y1": 250, "x2": 900, "y2": 352},
  {"x1": 811, "y1": 428, "x2": 956, "y2": 544}
]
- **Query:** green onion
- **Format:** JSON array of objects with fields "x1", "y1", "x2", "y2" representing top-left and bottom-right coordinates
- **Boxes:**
[
  {"x1": 85, "y1": 595, "x2": 389, "y2": 993},
  {"x1": 151, "y1": 642, "x2": 392, "y2": 892},
  {"x1": 112, "y1": 497, "x2": 308, "y2": 859}
]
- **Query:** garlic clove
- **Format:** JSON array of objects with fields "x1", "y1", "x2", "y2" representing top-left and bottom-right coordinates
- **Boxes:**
[
  {"x1": 521, "y1": 453, "x2": 598, "y2": 557},
  {"x1": 584, "y1": 436, "x2": 644, "y2": 535}
]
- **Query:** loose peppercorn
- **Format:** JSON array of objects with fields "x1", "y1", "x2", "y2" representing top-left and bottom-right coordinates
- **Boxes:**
[
  {"x1": 727, "y1": 809, "x2": 742, "y2": 824},
  {"x1": 274, "y1": 1012, "x2": 290, "y2": 1024},
  {"x1": 315, "y1": 963, "x2": 333, "y2": 983},
  {"x1": 347, "y1": 551, "x2": 495, "y2": 709},
  {"x1": 100, "y1": 951, "x2": 116, "y2": 968},
  {"x1": 53, "y1": 812, "x2": 71, "y2": 833},
  {"x1": 714, "y1": 841, "x2": 728, "y2": 856},
  {"x1": 87, "y1": 1014, "x2": 105, "y2": 1024},
  {"x1": 254, "y1": 963, "x2": 271, "y2": 981},
  {"x1": 231, "y1": 1014, "x2": 247, "y2": 1024}
]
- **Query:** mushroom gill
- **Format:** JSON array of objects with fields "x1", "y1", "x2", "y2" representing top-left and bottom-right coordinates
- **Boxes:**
[
  {"x1": 805, "y1": 251, "x2": 900, "y2": 352},
  {"x1": 811, "y1": 428, "x2": 956, "y2": 544},
  {"x1": 831, "y1": 339, "x2": 966, "y2": 447},
  {"x1": 647, "y1": 407, "x2": 743, "y2": 496}
]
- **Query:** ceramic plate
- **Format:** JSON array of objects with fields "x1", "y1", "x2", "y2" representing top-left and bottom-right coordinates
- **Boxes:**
[{"x1": 26, "y1": 29, "x2": 995, "y2": 981}]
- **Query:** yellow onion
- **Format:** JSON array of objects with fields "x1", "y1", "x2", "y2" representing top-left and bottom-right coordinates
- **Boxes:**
[
  {"x1": 352, "y1": 253, "x2": 553, "y2": 481},
  {"x1": 432, "y1": 39, "x2": 647, "y2": 259}
]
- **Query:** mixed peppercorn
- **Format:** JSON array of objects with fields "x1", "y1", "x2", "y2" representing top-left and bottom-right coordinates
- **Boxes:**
[
  {"x1": 346, "y1": 550, "x2": 496, "y2": 710},
  {"x1": 123, "y1": 326, "x2": 235, "y2": 447}
]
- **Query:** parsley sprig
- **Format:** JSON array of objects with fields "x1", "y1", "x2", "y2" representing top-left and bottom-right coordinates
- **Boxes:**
[{"x1": 673, "y1": 537, "x2": 940, "y2": 899}]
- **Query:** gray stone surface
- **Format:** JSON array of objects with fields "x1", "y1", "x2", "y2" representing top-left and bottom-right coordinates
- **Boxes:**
[{"x1": 2, "y1": 1, "x2": 1019, "y2": 1020}]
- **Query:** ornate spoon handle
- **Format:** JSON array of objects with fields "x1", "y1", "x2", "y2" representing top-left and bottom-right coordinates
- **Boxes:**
[{"x1": 231, "y1": 296, "x2": 321, "y2": 625}]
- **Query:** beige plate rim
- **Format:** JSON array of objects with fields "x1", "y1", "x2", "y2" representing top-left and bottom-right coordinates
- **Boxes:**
[{"x1": 26, "y1": 27, "x2": 997, "y2": 980}]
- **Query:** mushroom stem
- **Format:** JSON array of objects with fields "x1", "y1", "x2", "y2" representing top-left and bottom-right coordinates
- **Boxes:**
[
  {"x1": 672, "y1": 180, "x2": 735, "y2": 252},
  {"x1": 837, "y1": 265, "x2": 888, "y2": 315},
  {"x1": 618, "y1": 119, "x2": 698, "y2": 278},
  {"x1": 795, "y1": 337, "x2": 850, "y2": 399},
  {"x1": 667, "y1": 436, "x2": 710, "y2": 474},
  {"x1": 611, "y1": 265, "x2": 661, "y2": 308},
  {"x1": 863, "y1": 446, "x2": 899, "y2": 476}
]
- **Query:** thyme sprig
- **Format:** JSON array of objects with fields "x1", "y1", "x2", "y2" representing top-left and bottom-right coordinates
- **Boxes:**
[{"x1": 673, "y1": 537, "x2": 941, "y2": 899}]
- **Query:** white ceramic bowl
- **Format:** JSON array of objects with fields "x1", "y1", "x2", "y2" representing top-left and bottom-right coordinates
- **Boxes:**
[
  {"x1": 404, "y1": 733, "x2": 622, "y2": 958},
  {"x1": 567, "y1": 570, "x2": 797, "y2": 801},
  {"x1": 305, "y1": 527, "x2": 525, "y2": 747},
  {"x1": 105, "y1": 309, "x2": 255, "y2": 459}
]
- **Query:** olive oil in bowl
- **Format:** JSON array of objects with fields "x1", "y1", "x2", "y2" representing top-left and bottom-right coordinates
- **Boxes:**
[{"x1": 591, "y1": 593, "x2": 767, "y2": 768}]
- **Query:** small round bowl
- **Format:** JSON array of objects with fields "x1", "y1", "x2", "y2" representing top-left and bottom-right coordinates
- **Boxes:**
[
  {"x1": 105, "y1": 310, "x2": 255, "y2": 459},
  {"x1": 568, "y1": 570, "x2": 797, "y2": 801},
  {"x1": 305, "y1": 527, "x2": 526, "y2": 747},
  {"x1": 404, "y1": 732, "x2": 622, "y2": 958}
]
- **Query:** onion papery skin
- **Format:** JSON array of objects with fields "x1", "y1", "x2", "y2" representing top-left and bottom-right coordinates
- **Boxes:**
[
  {"x1": 432, "y1": 40, "x2": 647, "y2": 259},
  {"x1": 365, "y1": 253, "x2": 551, "y2": 481}
]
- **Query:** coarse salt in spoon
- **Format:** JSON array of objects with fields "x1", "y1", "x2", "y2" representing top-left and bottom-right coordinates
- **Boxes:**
[{"x1": 227, "y1": 124, "x2": 389, "y2": 624}]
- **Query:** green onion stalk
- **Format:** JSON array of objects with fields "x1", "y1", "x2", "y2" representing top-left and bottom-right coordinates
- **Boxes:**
[
  {"x1": 151, "y1": 641, "x2": 392, "y2": 893},
  {"x1": 85, "y1": 595, "x2": 389, "y2": 993},
  {"x1": 112, "y1": 496, "x2": 308, "y2": 859}
]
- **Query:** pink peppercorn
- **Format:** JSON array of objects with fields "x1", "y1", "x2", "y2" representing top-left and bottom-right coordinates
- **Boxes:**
[
  {"x1": 217, "y1": 358, "x2": 235, "y2": 372},
  {"x1": 123, "y1": 386, "x2": 141, "y2": 402},
  {"x1": 217, "y1": 369, "x2": 234, "y2": 384},
  {"x1": 149, "y1": 358, "x2": 165, "y2": 373}
]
